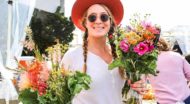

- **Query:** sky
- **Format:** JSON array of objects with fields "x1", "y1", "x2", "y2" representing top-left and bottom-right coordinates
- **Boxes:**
[
  {"x1": 64, "y1": 0, "x2": 190, "y2": 55},
  {"x1": 65, "y1": 0, "x2": 190, "y2": 30}
]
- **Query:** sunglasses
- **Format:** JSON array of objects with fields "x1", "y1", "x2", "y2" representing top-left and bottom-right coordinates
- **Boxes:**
[{"x1": 87, "y1": 14, "x2": 110, "y2": 23}]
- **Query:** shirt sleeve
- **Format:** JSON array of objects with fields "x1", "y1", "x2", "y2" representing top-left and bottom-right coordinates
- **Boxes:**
[{"x1": 183, "y1": 58, "x2": 190, "y2": 80}]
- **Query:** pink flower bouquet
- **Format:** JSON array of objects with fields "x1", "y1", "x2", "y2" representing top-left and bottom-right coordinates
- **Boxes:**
[{"x1": 109, "y1": 14, "x2": 160, "y2": 104}]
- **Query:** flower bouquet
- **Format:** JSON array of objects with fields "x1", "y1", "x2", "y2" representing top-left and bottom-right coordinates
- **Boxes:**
[
  {"x1": 109, "y1": 14, "x2": 160, "y2": 104},
  {"x1": 18, "y1": 61, "x2": 91, "y2": 104},
  {"x1": 16, "y1": 26, "x2": 91, "y2": 104}
]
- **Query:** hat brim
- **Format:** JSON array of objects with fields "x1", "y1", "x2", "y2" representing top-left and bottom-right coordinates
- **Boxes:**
[{"x1": 71, "y1": 0, "x2": 124, "y2": 31}]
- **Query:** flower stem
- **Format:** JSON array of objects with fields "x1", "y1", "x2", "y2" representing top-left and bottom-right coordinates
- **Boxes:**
[{"x1": 130, "y1": 59, "x2": 136, "y2": 72}]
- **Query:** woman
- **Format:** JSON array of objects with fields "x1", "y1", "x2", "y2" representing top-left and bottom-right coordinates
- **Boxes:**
[
  {"x1": 61, "y1": 0, "x2": 145, "y2": 104},
  {"x1": 149, "y1": 38, "x2": 190, "y2": 104}
]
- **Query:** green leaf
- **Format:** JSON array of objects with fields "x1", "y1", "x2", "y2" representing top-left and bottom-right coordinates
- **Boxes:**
[
  {"x1": 108, "y1": 58, "x2": 123, "y2": 70},
  {"x1": 19, "y1": 89, "x2": 39, "y2": 104},
  {"x1": 67, "y1": 71, "x2": 91, "y2": 96}
]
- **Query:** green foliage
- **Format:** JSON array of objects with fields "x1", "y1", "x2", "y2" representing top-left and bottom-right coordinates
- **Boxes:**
[
  {"x1": 38, "y1": 69, "x2": 71, "y2": 104},
  {"x1": 19, "y1": 89, "x2": 39, "y2": 104},
  {"x1": 29, "y1": 6, "x2": 75, "y2": 55},
  {"x1": 36, "y1": 70, "x2": 91, "y2": 104},
  {"x1": 68, "y1": 71, "x2": 91, "y2": 96},
  {"x1": 109, "y1": 48, "x2": 158, "y2": 75}
]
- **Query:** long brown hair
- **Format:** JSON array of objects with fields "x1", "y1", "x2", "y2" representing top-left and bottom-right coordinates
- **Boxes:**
[
  {"x1": 157, "y1": 37, "x2": 171, "y2": 52},
  {"x1": 81, "y1": 4, "x2": 125, "y2": 78}
]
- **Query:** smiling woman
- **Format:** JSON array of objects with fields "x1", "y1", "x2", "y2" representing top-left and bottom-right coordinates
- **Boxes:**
[
  {"x1": 62, "y1": 1, "x2": 124, "y2": 103},
  {"x1": 61, "y1": 0, "x2": 147, "y2": 104}
]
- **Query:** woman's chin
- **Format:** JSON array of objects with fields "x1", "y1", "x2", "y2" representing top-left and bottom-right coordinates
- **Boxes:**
[{"x1": 91, "y1": 34, "x2": 106, "y2": 38}]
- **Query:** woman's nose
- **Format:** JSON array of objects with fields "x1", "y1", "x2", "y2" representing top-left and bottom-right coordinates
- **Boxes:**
[{"x1": 94, "y1": 16, "x2": 102, "y2": 23}]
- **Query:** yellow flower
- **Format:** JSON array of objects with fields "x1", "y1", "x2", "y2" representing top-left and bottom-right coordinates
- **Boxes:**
[
  {"x1": 136, "y1": 25, "x2": 143, "y2": 33},
  {"x1": 125, "y1": 31, "x2": 141, "y2": 45},
  {"x1": 62, "y1": 68, "x2": 71, "y2": 76}
]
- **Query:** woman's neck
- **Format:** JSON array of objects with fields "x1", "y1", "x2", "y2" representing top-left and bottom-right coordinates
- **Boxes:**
[
  {"x1": 87, "y1": 36, "x2": 112, "y2": 64},
  {"x1": 88, "y1": 36, "x2": 108, "y2": 53}
]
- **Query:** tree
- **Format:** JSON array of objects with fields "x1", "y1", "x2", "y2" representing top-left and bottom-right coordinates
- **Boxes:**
[{"x1": 22, "y1": 7, "x2": 75, "y2": 56}]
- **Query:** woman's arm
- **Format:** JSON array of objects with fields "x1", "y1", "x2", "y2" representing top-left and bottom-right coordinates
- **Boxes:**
[{"x1": 183, "y1": 58, "x2": 190, "y2": 80}]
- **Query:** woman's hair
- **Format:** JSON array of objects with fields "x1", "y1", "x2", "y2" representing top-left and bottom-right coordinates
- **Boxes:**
[
  {"x1": 81, "y1": 4, "x2": 125, "y2": 77},
  {"x1": 157, "y1": 37, "x2": 171, "y2": 52}
]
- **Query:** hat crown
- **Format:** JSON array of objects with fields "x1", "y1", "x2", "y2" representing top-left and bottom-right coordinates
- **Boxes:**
[{"x1": 71, "y1": 0, "x2": 124, "y2": 31}]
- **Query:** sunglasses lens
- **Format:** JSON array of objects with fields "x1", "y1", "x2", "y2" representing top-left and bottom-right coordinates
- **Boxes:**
[
  {"x1": 101, "y1": 14, "x2": 109, "y2": 22},
  {"x1": 88, "y1": 14, "x2": 109, "y2": 22},
  {"x1": 88, "y1": 15, "x2": 96, "y2": 22}
]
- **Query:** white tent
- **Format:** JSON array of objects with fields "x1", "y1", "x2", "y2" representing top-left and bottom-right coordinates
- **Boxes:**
[
  {"x1": 0, "y1": 0, "x2": 63, "y2": 69},
  {"x1": 0, "y1": 0, "x2": 64, "y2": 102}
]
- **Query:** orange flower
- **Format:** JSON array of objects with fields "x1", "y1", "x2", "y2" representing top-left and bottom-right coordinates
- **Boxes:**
[
  {"x1": 143, "y1": 84, "x2": 155, "y2": 100},
  {"x1": 27, "y1": 60, "x2": 42, "y2": 89},
  {"x1": 143, "y1": 30, "x2": 155, "y2": 40},
  {"x1": 18, "y1": 60, "x2": 28, "y2": 70},
  {"x1": 28, "y1": 60, "x2": 41, "y2": 72},
  {"x1": 18, "y1": 72, "x2": 31, "y2": 91}
]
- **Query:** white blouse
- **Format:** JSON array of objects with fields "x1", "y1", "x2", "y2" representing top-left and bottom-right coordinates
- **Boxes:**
[{"x1": 61, "y1": 46, "x2": 124, "y2": 104}]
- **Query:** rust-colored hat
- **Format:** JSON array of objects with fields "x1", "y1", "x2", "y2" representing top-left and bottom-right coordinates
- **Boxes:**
[{"x1": 71, "y1": 0, "x2": 124, "y2": 31}]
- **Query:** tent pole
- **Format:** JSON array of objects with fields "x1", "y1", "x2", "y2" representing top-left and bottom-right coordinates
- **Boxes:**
[{"x1": 6, "y1": 0, "x2": 13, "y2": 68}]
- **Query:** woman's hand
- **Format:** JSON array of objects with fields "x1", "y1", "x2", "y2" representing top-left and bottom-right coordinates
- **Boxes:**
[{"x1": 128, "y1": 80, "x2": 148, "y2": 95}]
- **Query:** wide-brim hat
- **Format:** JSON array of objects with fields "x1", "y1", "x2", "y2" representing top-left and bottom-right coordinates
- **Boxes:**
[{"x1": 71, "y1": 0, "x2": 124, "y2": 31}]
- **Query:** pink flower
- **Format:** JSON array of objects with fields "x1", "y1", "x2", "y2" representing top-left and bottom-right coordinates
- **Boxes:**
[
  {"x1": 141, "y1": 21, "x2": 160, "y2": 34},
  {"x1": 148, "y1": 45, "x2": 154, "y2": 52},
  {"x1": 120, "y1": 40, "x2": 129, "y2": 52},
  {"x1": 18, "y1": 72, "x2": 31, "y2": 91},
  {"x1": 133, "y1": 42, "x2": 149, "y2": 56},
  {"x1": 144, "y1": 40, "x2": 155, "y2": 52},
  {"x1": 37, "y1": 81, "x2": 47, "y2": 96},
  {"x1": 40, "y1": 62, "x2": 50, "y2": 81}
]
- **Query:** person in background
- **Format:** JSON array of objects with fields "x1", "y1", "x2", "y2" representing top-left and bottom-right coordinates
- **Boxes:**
[
  {"x1": 172, "y1": 40, "x2": 183, "y2": 55},
  {"x1": 185, "y1": 54, "x2": 190, "y2": 64},
  {"x1": 149, "y1": 38, "x2": 190, "y2": 104},
  {"x1": 185, "y1": 54, "x2": 190, "y2": 88},
  {"x1": 61, "y1": 0, "x2": 146, "y2": 104}
]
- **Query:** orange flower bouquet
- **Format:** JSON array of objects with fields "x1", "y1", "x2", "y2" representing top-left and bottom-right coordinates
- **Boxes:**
[
  {"x1": 18, "y1": 59, "x2": 91, "y2": 104},
  {"x1": 17, "y1": 26, "x2": 91, "y2": 104}
]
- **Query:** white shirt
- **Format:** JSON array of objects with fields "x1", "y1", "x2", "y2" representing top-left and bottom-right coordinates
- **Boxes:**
[{"x1": 61, "y1": 46, "x2": 124, "y2": 104}]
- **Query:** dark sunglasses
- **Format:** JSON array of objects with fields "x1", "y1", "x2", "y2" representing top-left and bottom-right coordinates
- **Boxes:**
[{"x1": 87, "y1": 14, "x2": 110, "y2": 23}]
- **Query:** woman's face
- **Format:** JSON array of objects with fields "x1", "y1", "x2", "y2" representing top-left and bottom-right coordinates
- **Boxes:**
[{"x1": 85, "y1": 4, "x2": 111, "y2": 38}]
